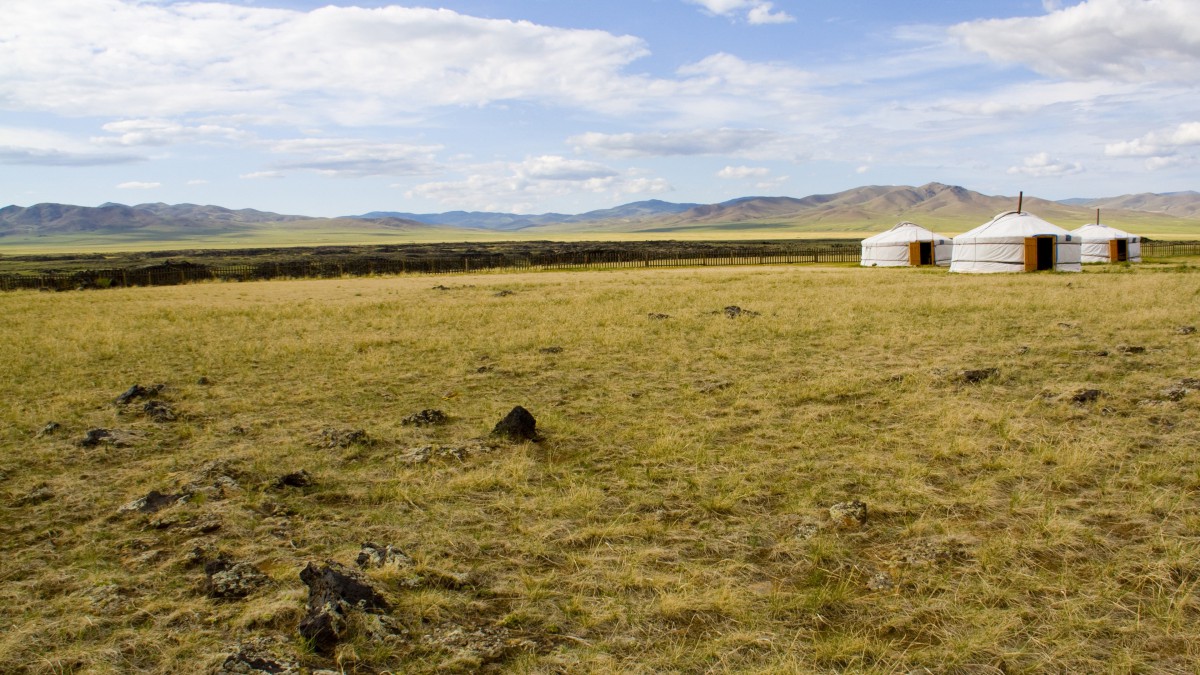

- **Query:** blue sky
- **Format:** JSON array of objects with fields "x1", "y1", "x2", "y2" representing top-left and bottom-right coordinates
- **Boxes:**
[{"x1": 2, "y1": 0, "x2": 1198, "y2": 216}]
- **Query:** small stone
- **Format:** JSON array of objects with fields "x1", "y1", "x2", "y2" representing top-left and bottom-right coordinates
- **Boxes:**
[
  {"x1": 142, "y1": 400, "x2": 176, "y2": 422},
  {"x1": 491, "y1": 406, "x2": 538, "y2": 442},
  {"x1": 539, "y1": 346, "x2": 564, "y2": 354},
  {"x1": 959, "y1": 368, "x2": 998, "y2": 384},
  {"x1": 37, "y1": 422, "x2": 61, "y2": 437},
  {"x1": 115, "y1": 383, "x2": 164, "y2": 405},
  {"x1": 723, "y1": 305, "x2": 760, "y2": 318},
  {"x1": 1116, "y1": 344, "x2": 1146, "y2": 354},
  {"x1": 205, "y1": 558, "x2": 269, "y2": 599},
  {"x1": 796, "y1": 523, "x2": 820, "y2": 540},
  {"x1": 1071, "y1": 389, "x2": 1103, "y2": 404},
  {"x1": 118, "y1": 490, "x2": 183, "y2": 514},
  {"x1": 273, "y1": 470, "x2": 313, "y2": 489},
  {"x1": 401, "y1": 409, "x2": 448, "y2": 427},
  {"x1": 356, "y1": 542, "x2": 412, "y2": 569},
  {"x1": 319, "y1": 428, "x2": 368, "y2": 449},
  {"x1": 196, "y1": 376, "x2": 211, "y2": 385},
  {"x1": 494, "y1": 289, "x2": 515, "y2": 297},
  {"x1": 829, "y1": 500, "x2": 868, "y2": 530},
  {"x1": 866, "y1": 572, "x2": 893, "y2": 592},
  {"x1": 647, "y1": 313, "x2": 671, "y2": 320},
  {"x1": 78, "y1": 428, "x2": 113, "y2": 447},
  {"x1": 1016, "y1": 345, "x2": 1030, "y2": 355},
  {"x1": 1176, "y1": 326, "x2": 1196, "y2": 335}
]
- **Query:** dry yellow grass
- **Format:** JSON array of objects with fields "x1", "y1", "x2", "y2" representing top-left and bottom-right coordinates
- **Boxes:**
[{"x1": 2, "y1": 260, "x2": 1200, "y2": 673}]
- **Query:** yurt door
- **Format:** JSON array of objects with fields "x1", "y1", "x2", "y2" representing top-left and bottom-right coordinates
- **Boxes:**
[
  {"x1": 919, "y1": 242, "x2": 933, "y2": 265},
  {"x1": 1110, "y1": 239, "x2": 1128, "y2": 262},
  {"x1": 1024, "y1": 236, "x2": 1055, "y2": 271},
  {"x1": 908, "y1": 241, "x2": 934, "y2": 266}
]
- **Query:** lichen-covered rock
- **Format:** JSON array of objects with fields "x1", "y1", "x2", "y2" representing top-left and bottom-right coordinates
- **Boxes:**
[
  {"x1": 356, "y1": 542, "x2": 411, "y2": 569},
  {"x1": 829, "y1": 500, "x2": 868, "y2": 530},
  {"x1": 401, "y1": 409, "x2": 448, "y2": 427},
  {"x1": 214, "y1": 637, "x2": 299, "y2": 675},
  {"x1": 298, "y1": 561, "x2": 389, "y2": 653},
  {"x1": 318, "y1": 428, "x2": 369, "y2": 449},
  {"x1": 205, "y1": 559, "x2": 269, "y2": 599}
]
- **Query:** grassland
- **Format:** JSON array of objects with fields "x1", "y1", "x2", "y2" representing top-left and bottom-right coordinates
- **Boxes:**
[{"x1": 2, "y1": 261, "x2": 1200, "y2": 673}]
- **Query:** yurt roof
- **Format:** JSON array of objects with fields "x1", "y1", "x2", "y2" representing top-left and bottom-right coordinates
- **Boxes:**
[
  {"x1": 1073, "y1": 223, "x2": 1139, "y2": 242},
  {"x1": 956, "y1": 211, "x2": 1072, "y2": 241},
  {"x1": 861, "y1": 221, "x2": 951, "y2": 245}
]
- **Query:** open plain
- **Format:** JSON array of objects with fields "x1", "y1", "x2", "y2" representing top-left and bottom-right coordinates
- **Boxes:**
[{"x1": 2, "y1": 260, "x2": 1200, "y2": 673}]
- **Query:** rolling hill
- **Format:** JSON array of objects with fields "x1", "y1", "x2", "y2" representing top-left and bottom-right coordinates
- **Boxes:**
[{"x1": 2, "y1": 184, "x2": 1196, "y2": 250}]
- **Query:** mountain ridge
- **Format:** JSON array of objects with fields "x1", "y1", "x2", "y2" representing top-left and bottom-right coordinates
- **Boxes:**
[{"x1": 2, "y1": 183, "x2": 1196, "y2": 240}]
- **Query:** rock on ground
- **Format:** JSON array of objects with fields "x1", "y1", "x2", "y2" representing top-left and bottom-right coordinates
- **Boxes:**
[
  {"x1": 205, "y1": 558, "x2": 270, "y2": 599},
  {"x1": 491, "y1": 406, "x2": 538, "y2": 442},
  {"x1": 298, "y1": 561, "x2": 390, "y2": 654},
  {"x1": 401, "y1": 409, "x2": 448, "y2": 427},
  {"x1": 829, "y1": 500, "x2": 868, "y2": 530}
]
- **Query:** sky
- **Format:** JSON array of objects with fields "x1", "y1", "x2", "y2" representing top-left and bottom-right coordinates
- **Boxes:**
[{"x1": 2, "y1": 0, "x2": 1199, "y2": 216}]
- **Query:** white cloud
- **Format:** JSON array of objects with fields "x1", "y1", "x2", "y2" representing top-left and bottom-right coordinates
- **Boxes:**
[
  {"x1": 1105, "y1": 121, "x2": 1200, "y2": 157},
  {"x1": 856, "y1": 165, "x2": 870, "y2": 174},
  {"x1": 717, "y1": 165, "x2": 770, "y2": 179},
  {"x1": 92, "y1": 119, "x2": 246, "y2": 146},
  {"x1": 186, "y1": 179, "x2": 209, "y2": 185},
  {"x1": 240, "y1": 171, "x2": 285, "y2": 180},
  {"x1": 0, "y1": 126, "x2": 144, "y2": 166},
  {"x1": 686, "y1": 0, "x2": 794, "y2": 24},
  {"x1": 1105, "y1": 121, "x2": 1200, "y2": 169},
  {"x1": 1006, "y1": 152, "x2": 1084, "y2": 177},
  {"x1": 406, "y1": 156, "x2": 668, "y2": 211},
  {"x1": 950, "y1": 0, "x2": 1200, "y2": 83},
  {"x1": 570, "y1": 128, "x2": 781, "y2": 158},
  {"x1": 267, "y1": 138, "x2": 443, "y2": 177},
  {"x1": 0, "y1": 0, "x2": 653, "y2": 124},
  {"x1": 116, "y1": 181, "x2": 161, "y2": 189}
]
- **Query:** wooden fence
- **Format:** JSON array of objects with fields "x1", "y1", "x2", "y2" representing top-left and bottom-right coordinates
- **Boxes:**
[
  {"x1": 0, "y1": 245, "x2": 861, "y2": 291},
  {"x1": 2, "y1": 239, "x2": 1196, "y2": 292}
]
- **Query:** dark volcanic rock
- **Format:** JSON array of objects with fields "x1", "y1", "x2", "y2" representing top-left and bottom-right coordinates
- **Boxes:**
[
  {"x1": 216, "y1": 639, "x2": 298, "y2": 675},
  {"x1": 298, "y1": 561, "x2": 390, "y2": 653},
  {"x1": 79, "y1": 428, "x2": 113, "y2": 447},
  {"x1": 1071, "y1": 389, "x2": 1103, "y2": 404},
  {"x1": 401, "y1": 409, "x2": 448, "y2": 427},
  {"x1": 115, "y1": 383, "x2": 164, "y2": 405},
  {"x1": 142, "y1": 400, "x2": 177, "y2": 422},
  {"x1": 723, "y1": 305, "x2": 760, "y2": 318},
  {"x1": 491, "y1": 406, "x2": 538, "y2": 441},
  {"x1": 118, "y1": 489, "x2": 184, "y2": 514},
  {"x1": 273, "y1": 470, "x2": 313, "y2": 489}
]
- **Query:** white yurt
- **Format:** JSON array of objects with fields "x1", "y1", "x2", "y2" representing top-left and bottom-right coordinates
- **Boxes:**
[
  {"x1": 860, "y1": 221, "x2": 953, "y2": 267},
  {"x1": 950, "y1": 211, "x2": 1081, "y2": 273},
  {"x1": 1073, "y1": 223, "x2": 1142, "y2": 263}
]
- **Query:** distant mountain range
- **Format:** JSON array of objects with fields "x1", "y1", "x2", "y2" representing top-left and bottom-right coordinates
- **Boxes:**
[{"x1": 2, "y1": 184, "x2": 1197, "y2": 241}]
